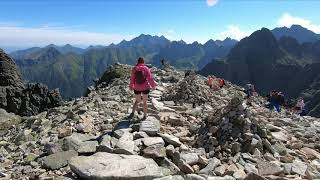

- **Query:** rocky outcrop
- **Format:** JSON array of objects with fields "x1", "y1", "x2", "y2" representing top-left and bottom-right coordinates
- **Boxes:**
[
  {"x1": 0, "y1": 64, "x2": 320, "y2": 179},
  {"x1": 0, "y1": 49, "x2": 25, "y2": 88},
  {"x1": 0, "y1": 49, "x2": 63, "y2": 116}
]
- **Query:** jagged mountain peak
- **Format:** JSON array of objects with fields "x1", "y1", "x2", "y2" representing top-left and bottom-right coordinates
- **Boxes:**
[
  {"x1": 117, "y1": 34, "x2": 171, "y2": 49},
  {"x1": 227, "y1": 27, "x2": 282, "y2": 61}
]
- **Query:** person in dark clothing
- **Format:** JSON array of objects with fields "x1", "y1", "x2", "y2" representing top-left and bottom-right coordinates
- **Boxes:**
[
  {"x1": 161, "y1": 59, "x2": 165, "y2": 66},
  {"x1": 269, "y1": 90, "x2": 281, "y2": 112},
  {"x1": 245, "y1": 84, "x2": 255, "y2": 105},
  {"x1": 185, "y1": 70, "x2": 192, "y2": 78},
  {"x1": 278, "y1": 92, "x2": 285, "y2": 106}
]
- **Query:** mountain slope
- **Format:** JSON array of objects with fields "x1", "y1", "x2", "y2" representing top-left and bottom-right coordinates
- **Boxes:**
[
  {"x1": 10, "y1": 44, "x2": 85, "y2": 60},
  {"x1": 82, "y1": 47, "x2": 148, "y2": 88},
  {"x1": 46, "y1": 44, "x2": 85, "y2": 54},
  {"x1": 152, "y1": 38, "x2": 237, "y2": 70}
]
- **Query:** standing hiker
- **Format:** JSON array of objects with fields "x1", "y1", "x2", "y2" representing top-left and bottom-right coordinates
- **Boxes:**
[
  {"x1": 269, "y1": 90, "x2": 281, "y2": 112},
  {"x1": 218, "y1": 78, "x2": 225, "y2": 89},
  {"x1": 129, "y1": 57, "x2": 156, "y2": 119},
  {"x1": 208, "y1": 76, "x2": 214, "y2": 89},
  {"x1": 295, "y1": 97, "x2": 305, "y2": 115},
  {"x1": 245, "y1": 84, "x2": 255, "y2": 105},
  {"x1": 161, "y1": 59, "x2": 165, "y2": 66}
]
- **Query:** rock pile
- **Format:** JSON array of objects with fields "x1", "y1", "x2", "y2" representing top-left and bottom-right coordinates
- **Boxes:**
[
  {"x1": 0, "y1": 49, "x2": 63, "y2": 116},
  {"x1": 0, "y1": 63, "x2": 319, "y2": 179},
  {"x1": 162, "y1": 73, "x2": 241, "y2": 107}
]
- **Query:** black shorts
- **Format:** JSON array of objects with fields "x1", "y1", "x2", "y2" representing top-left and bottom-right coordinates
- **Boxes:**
[{"x1": 134, "y1": 89, "x2": 150, "y2": 95}]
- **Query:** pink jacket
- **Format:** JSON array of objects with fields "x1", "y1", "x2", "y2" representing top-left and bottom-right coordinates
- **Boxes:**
[{"x1": 129, "y1": 64, "x2": 156, "y2": 91}]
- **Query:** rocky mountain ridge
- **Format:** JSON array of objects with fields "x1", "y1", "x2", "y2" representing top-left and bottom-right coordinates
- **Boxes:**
[
  {"x1": 1, "y1": 63, "x2": 319, "y2": 179},
  {"x1": 272, "y1": 25, "x2": 320, "y2": 44},
  {"x1": 0, "y1": 49, "x2": 63, "y2": 116}
]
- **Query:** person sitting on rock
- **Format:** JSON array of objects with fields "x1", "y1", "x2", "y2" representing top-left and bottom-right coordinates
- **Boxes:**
[{"x1": 129, "y1": 57, "x2": 156, "y2": 119}]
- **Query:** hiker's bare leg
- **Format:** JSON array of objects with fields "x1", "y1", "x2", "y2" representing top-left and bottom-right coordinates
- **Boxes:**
[
  {"x1": 132, "y1": 94, "x2": 142, "y2": 114},
  {"x1": 142, "y1": 94, "x2": 148, "y2": 116}
]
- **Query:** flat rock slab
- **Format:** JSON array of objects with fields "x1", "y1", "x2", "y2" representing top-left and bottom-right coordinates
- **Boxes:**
[
  {"x1": 154, "y1": 175, "x2": 185, "y2": 180},
  {"x1": 142, "y1": 137, "x2": 165, "y2": 146},
  {"x1": 207, "y1": 175, "x2": 235, "y2": 180},
  {"x1": 151, "y1": 98, "x2": 175, "y2": 112},
  {"x1": 160, "y1": 134, "x2": 182, "y2": 147},
  {"x1": 69, "y1": 152, "x2": 168, "y2": 180},
  {"x1": 78, "y1": 141, "x2": 98, "y2": 154},
  {"x1": 42, "y1": 150, "x2": 77, "y2": 170},
  {"x1": 271, "y1": 131, "x2": 289, "y2": 142},
  {"x1": 257, "y1": 161, "x2": 283, "y2": 176},
  {"x1": 291, "y1": 160, "x2": 307, "y2": 176},
  {"x1": 139, "y1": 117, "x2": 160, "y2": 136},
  {"x1": 180, "y1": 152, "x2": 199, "y2": 166}
]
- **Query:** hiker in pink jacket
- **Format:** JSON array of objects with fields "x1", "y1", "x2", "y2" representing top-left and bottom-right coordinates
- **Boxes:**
[{"x1": 129, "y1": 57, "x2": 156, "y2": 119}]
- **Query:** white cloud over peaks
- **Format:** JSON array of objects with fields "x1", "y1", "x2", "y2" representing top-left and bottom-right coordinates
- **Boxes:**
[
  {"x1": 277, "y1": 13, "x2": 320, "y2": 33},
  {"x1": 0, "y1": 24, "x2": 134, "y2": 48},
  {"x1": 207, "y1": 0, "x2": 219, "y2": 7},
  {"x1": 216, "y1": 25, "x2": 250, "y2": 41}
]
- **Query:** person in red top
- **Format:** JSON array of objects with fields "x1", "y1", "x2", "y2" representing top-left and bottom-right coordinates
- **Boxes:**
[
  {"x1": 129, "y1": 57, "x2": 156, "y2": 119},
  {"x1": 218, "y1": 78, "x2": 225, "y2": 88},
  {"x1": 208, "y1": 76, "x2": 214, "y2": 89}
]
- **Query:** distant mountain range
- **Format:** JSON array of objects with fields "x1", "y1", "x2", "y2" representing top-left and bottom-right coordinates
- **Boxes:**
[
  {"x1": 200, "y1": 27, "x2": 320, "y2": 117},
  {"x1": 10, "y1": 34, "x2": 237, "y2": 99}
]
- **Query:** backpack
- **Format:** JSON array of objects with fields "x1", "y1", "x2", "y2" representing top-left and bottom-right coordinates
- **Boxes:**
[{"x1": 135, "y1": 69, "x2": 146, "y2": 84}]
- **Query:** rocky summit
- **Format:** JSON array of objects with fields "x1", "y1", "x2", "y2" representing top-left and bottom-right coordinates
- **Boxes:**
[
  {"x1": 0, "y1": 49, "x2": 63, "y2": 116},
  {"x1": 0, "y1": 63, "x2": 320, "y2": 180}
]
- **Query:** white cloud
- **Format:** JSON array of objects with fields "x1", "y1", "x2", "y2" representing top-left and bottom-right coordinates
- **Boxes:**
[
  {"x1": 157, "y1": 29, "x2": 176, "y2": 40},
  {"x1": 0, "y1": 24, "x2": 134, "y2": 49},
  {"x1": 215, "y1": 25, "x2": 250, "y2": 41},
  {"x1": 207, "y1": 0, "x2": 219, "y2": 7},
  {"x1": 277, "y1": 13, "x2": 320, "y2": 33}
]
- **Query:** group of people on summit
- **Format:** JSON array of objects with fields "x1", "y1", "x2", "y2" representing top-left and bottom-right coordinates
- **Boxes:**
[
  {"x1": 244, "y1": 83, "x2": 306, "y2": 115},
  {"x1": 127, "y1": 57, "x2": 307, "y2": 119}
]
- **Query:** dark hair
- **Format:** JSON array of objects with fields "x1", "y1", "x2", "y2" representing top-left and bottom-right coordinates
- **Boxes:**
[{"x1": 137, "y1": 57, "x2": 144, "y2": 64}]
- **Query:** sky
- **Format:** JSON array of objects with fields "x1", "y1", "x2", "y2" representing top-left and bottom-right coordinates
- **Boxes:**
[{"x1": 1, "y1": 0, "x2": 320, "y2": 51}]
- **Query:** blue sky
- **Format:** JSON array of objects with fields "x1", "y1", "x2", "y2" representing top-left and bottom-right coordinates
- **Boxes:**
[{"x1": 1, "y1": 0, "x2": 320, "y2": 51}]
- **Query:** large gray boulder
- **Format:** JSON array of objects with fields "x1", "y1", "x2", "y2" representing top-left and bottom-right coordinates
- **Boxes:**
[{"x1": 69, "y1": 152, "x2": 170, "y2": 179}]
